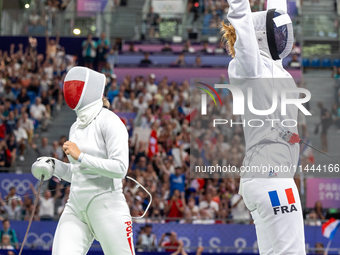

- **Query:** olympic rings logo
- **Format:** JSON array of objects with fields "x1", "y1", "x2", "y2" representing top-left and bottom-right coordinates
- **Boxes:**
[
  {"x1": 26, "y1": 233, "x2": 54, "y2": 249},
  {"x1": 1, "y1": 179, "x2": 33, "y2": 195}
]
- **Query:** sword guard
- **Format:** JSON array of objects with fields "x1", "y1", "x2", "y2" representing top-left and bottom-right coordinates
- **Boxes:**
[{"x1": 281, "y1": 131, "x2": 301, "y2": 145}]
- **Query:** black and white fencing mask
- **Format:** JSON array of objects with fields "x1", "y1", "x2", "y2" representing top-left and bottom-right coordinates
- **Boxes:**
[{"x1": 252, "y1": 9, "x2": 294, "y2": 60}]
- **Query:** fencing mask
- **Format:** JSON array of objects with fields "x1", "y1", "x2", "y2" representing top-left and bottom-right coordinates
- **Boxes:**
[
  {"x1": 252, "y1": 9, "x2": 294, "y2": 60},
  {"x1": 63, "y1": 67, "x2": 105, "y2": 111}
]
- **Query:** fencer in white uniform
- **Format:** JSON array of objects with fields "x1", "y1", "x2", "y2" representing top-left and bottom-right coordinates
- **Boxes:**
[
  {"x1": 222, "y1": 0, "x2": 306, "y2": 254},
  {"x1": 31, "y1": 67, "x2": 135, "y2": 255}
]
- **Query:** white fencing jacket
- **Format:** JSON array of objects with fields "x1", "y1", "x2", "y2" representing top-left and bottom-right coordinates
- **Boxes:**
[
  {"x1": 226, "y1": 0, "x2": 300, "y2": 172},
  {"x1": 54, "y1": 108, "x2": 129, "y2": 211}
]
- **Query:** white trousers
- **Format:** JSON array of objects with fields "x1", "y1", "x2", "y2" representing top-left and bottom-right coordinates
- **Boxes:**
[
  {"x1": 52, "y1": 191, "x2": 135, "y2": 255},
  {"x1": 241, "y1": 178, "x2": 306, "y2": 255}
]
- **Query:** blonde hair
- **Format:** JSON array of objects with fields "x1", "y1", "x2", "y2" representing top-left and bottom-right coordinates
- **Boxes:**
[
  {"x1": 103, "y1": 97, "x2": 110, "y2": 109},
  {"x1": 220, "y1": 21, "x2": 236, "y2": 58}
]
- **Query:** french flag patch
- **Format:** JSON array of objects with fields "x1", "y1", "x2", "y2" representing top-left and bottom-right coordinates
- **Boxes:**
[{"x1": 268, "y1": 188, "x2": 298, "y2": 215}]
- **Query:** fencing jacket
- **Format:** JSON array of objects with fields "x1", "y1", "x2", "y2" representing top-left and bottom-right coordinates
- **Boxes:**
[
  {"x1": 53, "y1": 108, "x2": 129, "y2": 211},
  {"x1": 226, "y1": 0, "x2": 300, "y2": 176}
]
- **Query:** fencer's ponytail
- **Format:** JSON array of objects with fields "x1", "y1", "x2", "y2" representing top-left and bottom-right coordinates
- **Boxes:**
[
  {"x1": 103, "y1": 97, "x2": 110, "y2": 109},
  {"x1": 221, "y1": 21, "x2": 236, "y2": 58}
]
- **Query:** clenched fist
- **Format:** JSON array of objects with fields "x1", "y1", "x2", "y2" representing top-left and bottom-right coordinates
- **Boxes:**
[{"x1": 63, "y1": 141, "x2": 81, "y2": 161}]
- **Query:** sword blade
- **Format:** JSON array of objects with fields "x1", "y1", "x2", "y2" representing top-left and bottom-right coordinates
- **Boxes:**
[
  {"x1": 18, "y1": 175, "x2": 44, "y2": 255},
  {"x1": 301, "y1": 141, "x2": 340, "y2": 164}
]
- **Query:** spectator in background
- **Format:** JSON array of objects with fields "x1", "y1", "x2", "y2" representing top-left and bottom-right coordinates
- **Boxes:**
[
  {"x1": 140, "y1": 53, "x2": 153, "y2": 66},
  {"x1": 291, "y1": 43, "x2": 301, "y2": 55},
  {"x1": 230, "y1": 192, "x2": 250, "y2": 223},
  {"x1": 215, "y1": 41, "x2": 227, "y2": 53},
  {"x1": 162, "y1": 94, "x2": 175, "y2": 113},
  {"x1": 29, "y1": 10, "x2": 40, "y2": 26},
  {"x1": 146, "y1": 74, "x2": 158, "y2": 94},
  {"x1": 182, "y1": 41, "x2": 195, "y2": 53},
  {"x1": 289, "y1": 54, "x2": 301, "y2": 68},
  {"x1": 97, "y1": 32, "x2": 110, "y2": 72},
  {"x1": 186, "y1": 197, "x2": 199, "y2": 219},
  {"x1": 30, "y1": 183, "x2": 63, "y2": 221},
  {"x1": 0, "y1": 140, "x2": 9, "y2": 168},
  {"x1": 30, "y1": 97, "x2": 49, "y2": 130},
  {"x1": 105, "y1": 48, "x2": 118, "y2": 73},
  {"x1": 82, "y1": 34, "x2": 97, "y2": 69},
  {"x1": 16, "y1": 88, "x2": 30, "y2": 107},
  {"x1": 305, "y1": 210, "x2": 322, "y2": 226},
  {"x1": 200, "y1": 42, "x2": 213, "y2": 53},
  {"x1": 314, "y1": 242, "x2": 324, "y2": 254},
  {"x1": 314, "y1": 201, "x2": 326, "y2": 220},
  {"x1": 45, "y1": 31, "x2": 60, "y2": 59},
  {"x1": 101, "y1": 62, "x2": 113, "y2": 76},
  {"x1": 32, "y1": 137, "x2": 54, "y2": 157},
  {"x1": 0, "y1": 198, "x2": 21, "y2": 221},
  {"x1": 165, "y1": 189, "x2": 184, "y2": 222},
  {"x1": 0, "y1": 219, "x2": 19, "y2": 250},
  {"x1": 199, "y1": 193, "x2": 219, "y2": 219},
  {"x1": 6, "y1": 134, "x2": 17, "y2": 167},
  {"x1": 174, "y1": 54, "x2": 186, "y2": 67},
  {"x1": 318, "y1": 102, "x2": 332, "y2": 152},
  {"x1": 194, "y1": 56, "x2": 202, "y2": 67},
  {"x1": 13, "y1": 123, "x2": 27, "y2": 161},
  {"x1": 128, "y1": 43, "x2": 137, "y2": 52},
  {"x1": 45, "y1": 0, "x2": 58, "y2": 13},
  {"x1": 0, "y1": 234, "x2": 15, "y2": 250},
  {"x1": 52, "y1": 140, "x2": 63, "y2": 160},
  {"x1": 169, "y1": 167, "x2": 185, "y2": 197},
  {"x1": 145, "y1": 7, "x2": 161, "y2": 38},
  {"x1": 18, "y1": 113, "x2": 34, "y2": 145},
  {"x1": 3, "y1": 100, "x2": 14, "y2": 117},
  {"x1": 5, "y1": 112, "x2": 16, "y2": 135},
  {"x1": 133, "y1": 95, "x2": 148, "y2": 114},
  {"x1": 40, "y1": 73, "x2": 51, "y2": 93},
  {"x1": 3, "y1": 86, "x2": 15, "y2": 103},
  {"x1": 137, "y1": 223, "x2": 157, "y2": 251},
  {"x1": 111, "y1": 91, "x2": 127, "y2": 111},
  {"x1": 3, "y1": 188, "x2": 21, "y2": 207},
  {"x1": 159, "y1": 231, "x2": 182, "y2": 253},
  {"x1": 161, "y1": 43, "x2": 173, "y2": 53},
  {"x1": 40, "y1": 91, "x2": 52, "y2": 117}
]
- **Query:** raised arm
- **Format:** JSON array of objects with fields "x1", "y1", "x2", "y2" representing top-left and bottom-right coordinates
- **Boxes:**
[
  {"x1": 79, "y1": 114, "x2": 129, "y2": 179},
  {"x1": 226, "y1": 0, "x2": 262, "y2": 77},
  {"x1": 56, "y1": 31, "x2": 60, "y2": 45},
  {"x1": 45, "y1": 30, "x2": 50, "y2": 47},
  {"x1": 267, "y1": 0, "x2": 287, "y2": 12}
]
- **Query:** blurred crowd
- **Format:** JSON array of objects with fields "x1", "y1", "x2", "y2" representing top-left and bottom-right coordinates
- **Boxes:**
[
  {"x1": 0, "y1": 33, "x2": 75, "y2": 167},
  {"x1": 186, "y1": 0, "x2": 264, "y2": 35}
]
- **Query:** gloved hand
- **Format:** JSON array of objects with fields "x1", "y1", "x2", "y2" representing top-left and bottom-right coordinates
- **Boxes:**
[{"x1": 31, "y1": 157, "x2": 56, "y2": 181}]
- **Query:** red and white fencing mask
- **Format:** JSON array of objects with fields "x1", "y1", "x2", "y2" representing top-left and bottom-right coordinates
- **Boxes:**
[{"x1": 63, "y1": 67, "x2": 106, "y2": 111}]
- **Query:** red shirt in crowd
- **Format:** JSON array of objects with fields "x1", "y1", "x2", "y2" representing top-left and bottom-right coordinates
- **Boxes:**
[
  {"x1": 163, "y1": 241, "x2": 180, "y2": 252},
  {"x1": 167, "y1": 198, "x2": 183, "y2": 221}
]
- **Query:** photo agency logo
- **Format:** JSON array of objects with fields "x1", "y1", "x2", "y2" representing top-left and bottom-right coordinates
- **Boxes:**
[
  {"x1": 196, "y1": 82, "x2": 223, "y2": 113},
  {"x1": 197, "y1": 82, "x2": 312, "y2": 128}
]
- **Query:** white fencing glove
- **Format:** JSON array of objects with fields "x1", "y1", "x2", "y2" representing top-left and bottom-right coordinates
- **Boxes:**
[{"x1": 31, "y1": 157, "x2": 56, "y2": 181}]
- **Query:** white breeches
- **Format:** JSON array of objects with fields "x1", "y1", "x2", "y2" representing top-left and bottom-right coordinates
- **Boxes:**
[
  {"x1": 52, "y1": 191, "x2": 135, "y2": 255},
  {"x1": 241, "y1": 177, "x2": 306, "y2": 255}
]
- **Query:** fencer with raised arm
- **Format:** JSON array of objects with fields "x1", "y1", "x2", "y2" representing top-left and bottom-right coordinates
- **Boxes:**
[
  {"x1": 221, "y1": 0, "x2": 306, "y2": 254},
  {"x1": 31, "y1": 67, "x2": 135, "y2": 255}
]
